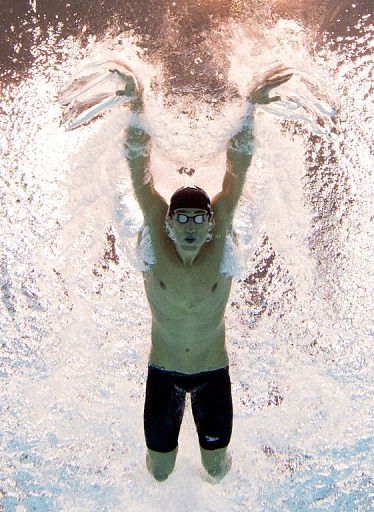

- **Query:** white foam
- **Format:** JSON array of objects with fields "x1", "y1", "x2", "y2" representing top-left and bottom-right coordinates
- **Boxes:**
[{"x1": 0, "y1": 14, "x2": 372, "y2": 512}]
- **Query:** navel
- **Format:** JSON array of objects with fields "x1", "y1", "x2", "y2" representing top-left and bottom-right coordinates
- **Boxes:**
[
  {"x1": 160, "y1": 280, "x2": 166, "y2": 289},
  {"x1": 211, "y1": 282, "x2": 217, "y2": 293}
]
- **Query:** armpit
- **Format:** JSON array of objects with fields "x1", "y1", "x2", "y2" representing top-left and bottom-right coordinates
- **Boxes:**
[
  {"x1": 220, "y1": 233, "x2": 240, "y2": 277},
  {"x1": 136, "y1": 224, "x2": 156, "y2": 271}
]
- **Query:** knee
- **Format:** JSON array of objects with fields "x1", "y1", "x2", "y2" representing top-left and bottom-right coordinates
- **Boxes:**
[{"x1": 146, "y1": 447, "x2": 178, "y2": 482}]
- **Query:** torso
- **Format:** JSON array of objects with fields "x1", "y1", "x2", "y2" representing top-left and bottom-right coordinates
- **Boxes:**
[{"x1": 141, "y1": 200, "x2": 233, "y2": 374}]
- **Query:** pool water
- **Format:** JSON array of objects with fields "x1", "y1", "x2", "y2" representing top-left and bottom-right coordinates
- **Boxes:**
[{"x1": 0, "y1": 2, "x2": 372, "y2": 510}]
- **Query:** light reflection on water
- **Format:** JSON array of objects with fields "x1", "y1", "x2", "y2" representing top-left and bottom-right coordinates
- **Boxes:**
[{"x1": 0, "y1": 3, "x2": 373, "y2": 511}]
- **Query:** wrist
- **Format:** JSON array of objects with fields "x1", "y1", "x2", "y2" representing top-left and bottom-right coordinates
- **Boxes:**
[{"x1": 129, "y1": 94, "x2": 144, "y2": 114}]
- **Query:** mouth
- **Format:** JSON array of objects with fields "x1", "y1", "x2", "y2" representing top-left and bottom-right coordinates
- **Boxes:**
[{"x1": 185, "y1": 237, "x2": 196, "y2": 244}]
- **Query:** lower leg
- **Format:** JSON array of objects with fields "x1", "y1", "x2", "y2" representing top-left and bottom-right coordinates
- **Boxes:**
[
  {"x1": 146, "y1": 447, "x2": 178, "y2": 481},
  {"x1": 200, "y1": 446, "x2": 231, "y2": 479}
]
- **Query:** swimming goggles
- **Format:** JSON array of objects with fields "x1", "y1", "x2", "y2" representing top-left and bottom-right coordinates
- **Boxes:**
[{"x1": 174, "y1": 213, "x2": 208, "y2": 224}]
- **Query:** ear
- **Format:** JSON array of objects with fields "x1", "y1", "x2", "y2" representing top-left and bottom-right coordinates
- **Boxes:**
[
  {"x1": 205, "y1": 218, "x2": 215, "y2": 243},
  {"x1": 165, "y1": 217, "x2": 176, "y2": 242}
]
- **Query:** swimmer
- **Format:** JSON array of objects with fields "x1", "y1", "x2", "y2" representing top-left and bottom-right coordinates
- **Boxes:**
[{"x1": 124, "y1": 72, "x2": 292, "y2": 481}]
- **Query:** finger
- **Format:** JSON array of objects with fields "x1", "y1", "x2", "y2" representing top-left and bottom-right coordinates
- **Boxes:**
[
  {"x1": 274, "y1": 73, "x2": 293, "y2": 83},
  {"x1": 266, "y1": 95, "x2": 281, "y2": 103},
  {"x1": 265, "y1": 73, "x2": 293, "y2": 87},
  {"x1": 109, "y1": 68, "x2": 142, "y2": 95},
  {"x1": 262, "y1": 66, "x2": 289, "y2": 81},
  {"x1": 257, "y1": 95, "x2": 281, "y2": 104},
  {"x1": 262, "y1": 78, "x2": 292, "y2": 95}
]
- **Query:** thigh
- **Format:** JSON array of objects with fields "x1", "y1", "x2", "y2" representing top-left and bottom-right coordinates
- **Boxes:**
[
  {"x1": 144, "y1": 367, "x2": 186, "y2": 452},
  {"x1": 191, "y1": 368, "x2": 233, "y2": 450}
]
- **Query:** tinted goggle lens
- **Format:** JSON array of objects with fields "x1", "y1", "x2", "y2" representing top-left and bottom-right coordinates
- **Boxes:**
[{"x1": 175, "y1": 213, "x2": 207, "y2": 224}]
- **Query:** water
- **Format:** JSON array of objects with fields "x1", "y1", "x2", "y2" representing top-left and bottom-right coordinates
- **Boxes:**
[{"x1": 0, "y1": 2, "x2": 373, "y2": 510}]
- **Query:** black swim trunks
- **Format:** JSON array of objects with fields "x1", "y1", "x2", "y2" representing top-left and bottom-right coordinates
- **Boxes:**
[{"x1": 144, "y1": 365, "x2": 233, "y2": 453}]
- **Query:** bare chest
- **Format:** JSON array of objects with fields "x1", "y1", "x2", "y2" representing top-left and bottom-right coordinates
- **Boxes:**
[
  {"x1": 147, "y1": 247, "x2": 230, "y2": 306},
  {"x1": 151, "y1": 268, "x2": 228, "y2": 310},
  {"x1": 141, "y1": 217, "x2": 232, "y2": 314}
]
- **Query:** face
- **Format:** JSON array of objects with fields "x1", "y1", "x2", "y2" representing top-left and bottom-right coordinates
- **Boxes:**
[{"x1": 170, "y1": 208, "x2": 210, "y2": 253}]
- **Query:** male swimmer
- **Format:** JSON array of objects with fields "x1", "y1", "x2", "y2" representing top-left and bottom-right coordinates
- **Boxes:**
[{"x1": 124, "y1": 72, "x2": 292, "y2": 481}]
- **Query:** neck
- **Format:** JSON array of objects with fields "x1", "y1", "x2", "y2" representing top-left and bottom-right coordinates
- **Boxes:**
[{"x1": 175, "y1": 245, "x2": 201, "y2": 266}]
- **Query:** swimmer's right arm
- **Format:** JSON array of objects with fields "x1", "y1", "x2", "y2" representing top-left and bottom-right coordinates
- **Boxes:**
[{"x1": 125, "y1": 95, "x2": 166, "y2": 217}]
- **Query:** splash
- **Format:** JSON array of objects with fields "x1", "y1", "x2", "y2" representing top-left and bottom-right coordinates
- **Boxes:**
[{"x1": 0, "y1": 9, "x2": 372, "y2": 511}]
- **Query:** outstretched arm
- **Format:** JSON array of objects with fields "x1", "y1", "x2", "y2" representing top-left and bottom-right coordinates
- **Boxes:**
[
  {"x1": 215, "y1": 102, "x2": 254, "y2": 216},
  {"x1": 125, "y1": 92, "x2": 166, "y2": 219},
  {"x1": 213, "y1": 72, "x2": 293, "y2": 218}
]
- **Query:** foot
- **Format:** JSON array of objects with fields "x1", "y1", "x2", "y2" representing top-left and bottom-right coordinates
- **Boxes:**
[
  {"x1": 200, "y1": 447, "x2": 232, "y2": 481},
  {"x1": 146, "y1": 447, "x2": 178, "y2": 482}
]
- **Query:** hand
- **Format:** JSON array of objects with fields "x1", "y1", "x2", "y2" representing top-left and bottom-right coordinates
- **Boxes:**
[
  {"x1": 109, "y1": 69, "x2": 138, "y2": 97},
  {"x1": 251, "y1": 72, "x2": 293, "y2": 105},
  {"x1": 109, "y1": 68, "x2": 143, "y2": 112}
]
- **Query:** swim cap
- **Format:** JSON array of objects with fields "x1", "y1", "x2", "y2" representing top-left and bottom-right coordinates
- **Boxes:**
[{"x1": 169, "y1": 186, "x2": 212, "y2": 216}]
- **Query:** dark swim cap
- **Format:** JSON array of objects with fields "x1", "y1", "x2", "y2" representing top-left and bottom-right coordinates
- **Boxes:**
[{"x1": 169, "y1": 186, "x2": 212, "y2": 216}]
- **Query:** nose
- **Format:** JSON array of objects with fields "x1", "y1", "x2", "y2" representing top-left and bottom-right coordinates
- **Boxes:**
[{"x1": 185, "y1": 219, "x2": 196, "y2": 232}]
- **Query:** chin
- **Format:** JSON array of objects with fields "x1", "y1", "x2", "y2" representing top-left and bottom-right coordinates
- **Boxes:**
[{"x1": 181, "y1": 243, "x2": 198, "y2": 251}]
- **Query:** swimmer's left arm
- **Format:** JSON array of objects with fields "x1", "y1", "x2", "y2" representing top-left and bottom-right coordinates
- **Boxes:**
[
  {"x1": 214, "y1": 71, "x2": 293, "y2": 216},
  {"x1": 213, "y1": 103, "x2": 254, "y2": 216}
]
